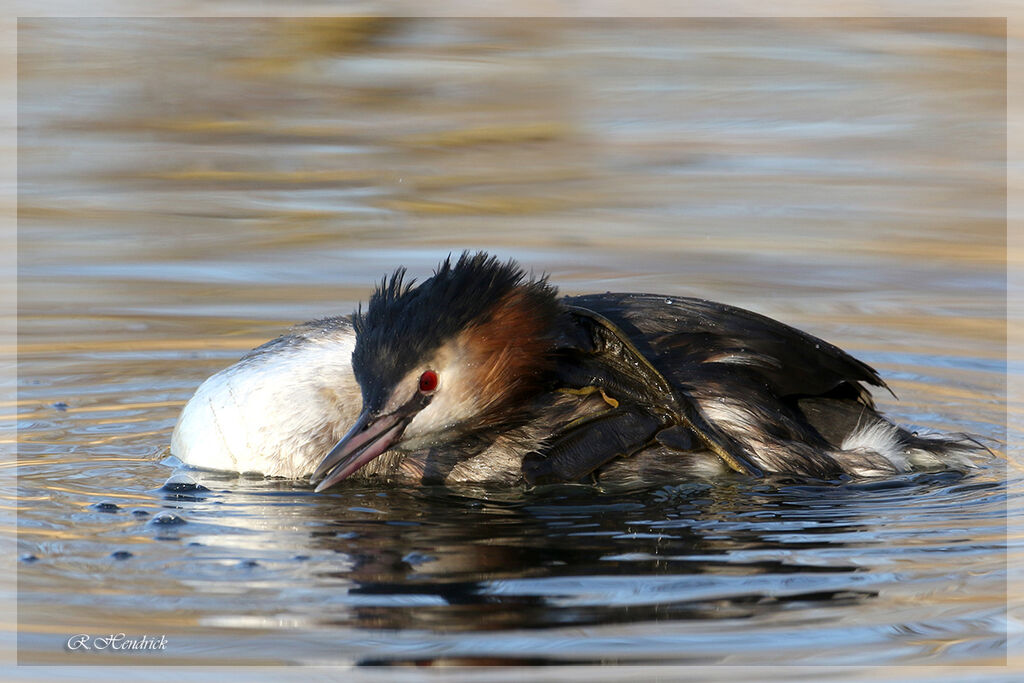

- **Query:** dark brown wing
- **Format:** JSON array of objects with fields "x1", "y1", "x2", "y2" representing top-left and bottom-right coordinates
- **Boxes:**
[
  {"x1": 526, "y1": 293, "x2": 892, "y2": 483},
  {"x1": 563, "y1": 292, "x2": 890, "y2": 405},
  {"x1": 550, "y1": 293, "x2": 896, "y2": 479}
]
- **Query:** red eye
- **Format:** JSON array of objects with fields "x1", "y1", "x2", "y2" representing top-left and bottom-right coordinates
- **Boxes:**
[{"x1": 418, "y1": 370, "x2": 438, "y2": 394}]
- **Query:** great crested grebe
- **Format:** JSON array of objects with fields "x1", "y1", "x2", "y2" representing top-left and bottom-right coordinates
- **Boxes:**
[{"x1": 171, "y1": 252, "x2": 980, "y2": 490}]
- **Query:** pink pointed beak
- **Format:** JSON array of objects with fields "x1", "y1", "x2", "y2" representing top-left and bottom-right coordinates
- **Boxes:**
[{"x1": 310, "y1": 393, "x2": 430, "y2": 491}]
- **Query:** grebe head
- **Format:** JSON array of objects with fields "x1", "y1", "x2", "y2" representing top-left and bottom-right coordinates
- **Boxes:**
[{"x1": 311, "y1": 252, "x2": 561, "y2": 490}]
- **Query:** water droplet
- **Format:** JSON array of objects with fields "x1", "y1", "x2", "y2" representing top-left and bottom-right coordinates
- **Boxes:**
[
  {"x1": 160, "y1": 473, "x2": 210, "y2": 493},
  {"x1": 91, "y1": 502, "x2": 121, "y2": 513},
  {"x1": 149, "y1": 512, "x2": 187, "y2": 526},
  {"x1": 110, "y1": 551, "x2": 133, "y2": 560}
]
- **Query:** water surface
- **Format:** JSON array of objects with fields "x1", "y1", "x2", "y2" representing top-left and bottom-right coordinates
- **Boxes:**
[{"x1": 14, "y1": 17, "x2": 1016, "y2": 676}]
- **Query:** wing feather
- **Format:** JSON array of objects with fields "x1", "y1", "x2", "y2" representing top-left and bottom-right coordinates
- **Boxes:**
[{"x1": 564, "y1": 293, "x2": 888, "y2": 404}]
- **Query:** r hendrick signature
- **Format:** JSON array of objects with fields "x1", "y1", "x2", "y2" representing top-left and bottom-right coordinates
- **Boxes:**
[{"x1": 66, "y1": 633, "x2": 168, "y2": 651}]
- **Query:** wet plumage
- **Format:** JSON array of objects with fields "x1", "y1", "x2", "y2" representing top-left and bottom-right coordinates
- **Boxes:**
[{"x1": 172, "y1": 252, "x2": 981, "y2": 490}]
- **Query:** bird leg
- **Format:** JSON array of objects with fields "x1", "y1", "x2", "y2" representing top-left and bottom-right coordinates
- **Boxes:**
[
  {"x1": 552, "y1": 305, "x2": 765, "y2": 477},
  {"x1": 654, "y1": 425, "x2": 695, "y2": 451},
  {"x1": 522, "y1": 406, "x2": 665, "y2": 486}
]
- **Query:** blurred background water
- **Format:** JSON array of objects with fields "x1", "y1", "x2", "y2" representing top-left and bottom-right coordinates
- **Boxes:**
[{"x1": 11, "y1": 16, "x2": 1019, "y2": 678}]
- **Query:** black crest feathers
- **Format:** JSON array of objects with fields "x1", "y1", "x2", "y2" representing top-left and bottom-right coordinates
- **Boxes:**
[{"x1": 351, "y1": 252, "x2": 559, "y2": 409}]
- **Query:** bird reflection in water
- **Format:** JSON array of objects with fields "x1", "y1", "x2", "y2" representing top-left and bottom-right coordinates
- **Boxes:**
[{"x1": 301, "y1": 480, "x2": 885, "y2": 641}]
